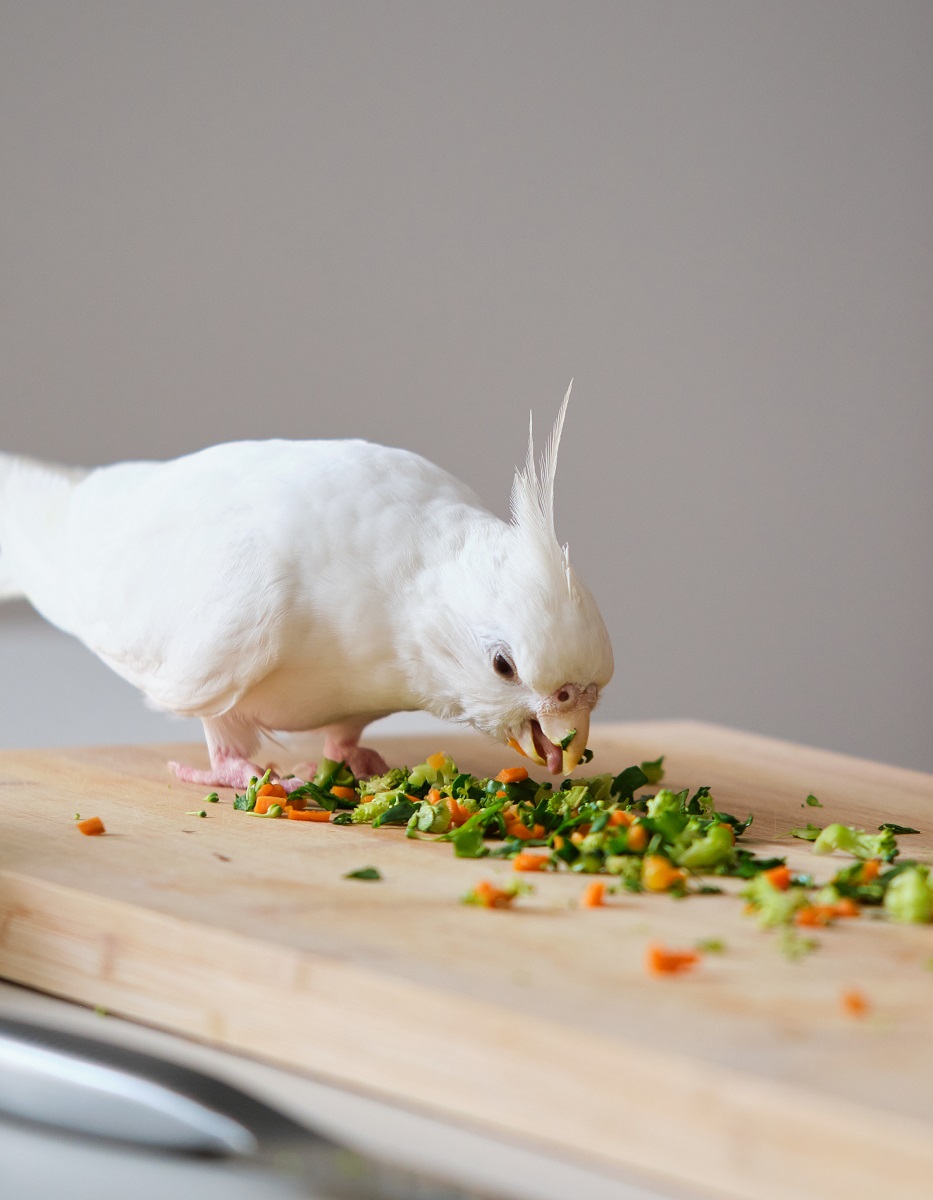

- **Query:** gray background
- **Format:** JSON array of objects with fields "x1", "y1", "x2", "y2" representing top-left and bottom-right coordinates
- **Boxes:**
[{"x1": 1, "y1": 1, "x2": 930, "y2": 770}]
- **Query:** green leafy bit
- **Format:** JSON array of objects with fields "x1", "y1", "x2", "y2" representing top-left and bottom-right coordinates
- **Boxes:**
[
  {"x1": 640, "y1": 756, "x2": 665, "y2": 785},
  {"x1": 344, "y1": 866, "x2": 382, "y2": 881},
  {"x1": 879, "y1": 823, "x2": 920, "y2": 835},
  {"x1": 812, "y1": 823, "x2": 898, "y2": 862},
  {"x1": 695, "y1": 938, "x2": 726, "y2": 953},
  {"x1": 805, "y1": 794, "x2": 823, "y2": 808},
  {"x1": 203, "y1": 792, "x2": 220, "y2": 804},
  {"x1": 371, "y1": 798, "x2": 418, "y2": 829},
  {"x1": 790, "y1": 824, "x2": 823, "y2": 841},
  {"x1": 741, "y1": 874, "x2": 810, "y2": 928},
  {"x1": 558, "y1": 729, "x2": 577, "y2": 750},
  {"x1": 233, "y1": 769, "x2": 271, "y2": 812},
  {"x1": 883, "y1": 866, "x2": 933, "y2": 923}
]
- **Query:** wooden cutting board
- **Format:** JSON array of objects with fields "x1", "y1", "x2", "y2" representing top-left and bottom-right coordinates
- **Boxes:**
[{"x1": 2, "y1": 721, "x2": 933, "y2": 1200}]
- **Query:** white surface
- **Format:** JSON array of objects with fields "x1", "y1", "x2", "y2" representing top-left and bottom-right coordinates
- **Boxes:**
[{"x1": 0, "y1": 981, "x2": 696, "y2": 1200}]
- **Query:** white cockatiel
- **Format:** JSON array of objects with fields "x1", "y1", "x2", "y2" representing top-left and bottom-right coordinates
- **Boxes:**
[{"x1": 0, "y1": 385, "x2": 613, "y2": 789}]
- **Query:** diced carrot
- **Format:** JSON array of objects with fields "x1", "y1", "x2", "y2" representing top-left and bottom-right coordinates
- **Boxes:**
[
  {"x1": 508, "y1": 737, "x2": 529, "y2": 759},
  {"x1": 763, "y1": 865, "x2": 792, "y2": 891},
  {"x1": 331, "y1": 785, "x2": 358, "y2": 801},
  {"x1": 580, "y1": 881, "x2": 606, "y2": 908},
  {"x1": 642, "y1": 855, "x2": 686, "y2": 892},
  {"x1": 426, "y1": 787, "x2": 442, "y2": 805},
  {"x1": 287, "y1": 794, "x2": 306, "y2": 810},
  {"x1": 258, "y1": 782, "x2": 288, "y2": 800},
  {"x1": 255, "y1": 795, "x2": 275, "y2": 815},
  {"x1": 795, "y1": 904, "x2": 835, "y2": 927},
  {"x1": 552, "y1": 835, "x2": 565, "y2": 850},
  {"x1": 447, "y1": 796, "x2": 470, "y2": 826},
  {"x1": 286, "y1": 808, "x2": 331, "y2": 822},
  {"x1": 832, "y1": 897, "x2": 861, "y2": 918},
  {"x1": 608, "y1": 810, "x2": 635, "y2": 827},
  {"x1": 76, "y1": 816, "x2": 105, "y2": 836},
  {"x1": 505, "y1": 821, "x2": 546, "y2": 841},
  {"x1": 495, "y1": 790, "x2": 507, "y2": 799},
  {"x1": 472, "y1": 880, "x2": 515, "y2": 908},
  {"x1": 426, "y1": 752, "x2": 448, "y2": 770},
  {"x1": 646, "y1": 943, "x2": 699, "y2": 976},
  {"x1": 841, "y1": 989, "x2": 869, "y2": 1017},
  {"x1": 496, "y1": 766, "x2": 529, "y2": 784},
  {"x1": 860, "y1": 859, "x2": 881, "y2": 884},
  {"x1": 626, "y1": 822, "x2": 648, "y2": 853},
  {"x1": 513, "y1": 851, "x2": 549, "y2": 872}
]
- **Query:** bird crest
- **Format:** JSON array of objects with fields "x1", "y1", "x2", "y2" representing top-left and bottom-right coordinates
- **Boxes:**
[{"x1": 509, "y1": 381, "x2": 576, "y2": 596}]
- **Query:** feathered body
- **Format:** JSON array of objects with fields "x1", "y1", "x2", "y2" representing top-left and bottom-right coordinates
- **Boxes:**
[{"x1": 0, "y1": 387, "x2": 613, "y2": 784}]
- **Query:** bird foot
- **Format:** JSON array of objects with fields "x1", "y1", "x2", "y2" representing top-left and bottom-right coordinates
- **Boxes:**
[
  {"x1": 293, "y1": 742, "x2": 389, "y2": 784},
  {"x1": 168, "y1": 757, "x2": 308, "y2": 792}
]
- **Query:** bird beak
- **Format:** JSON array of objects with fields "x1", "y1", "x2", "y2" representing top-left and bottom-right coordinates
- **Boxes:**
[
  {"x1": 509, "y1": 709, "x2": 592, "y2": 775},
  {"x1": 536, "y1": 708, "x2": 591, "y2": 775}
]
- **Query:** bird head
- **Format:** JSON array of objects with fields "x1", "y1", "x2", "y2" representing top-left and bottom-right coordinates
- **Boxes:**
[{"x1": 412, "y1": 383, "x2": 614, "y2": 774}]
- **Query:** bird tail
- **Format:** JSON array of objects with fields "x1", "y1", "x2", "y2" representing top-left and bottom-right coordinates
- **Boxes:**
[{"x1": 0, "y1": 451, "x2": 87, "y2": 604}]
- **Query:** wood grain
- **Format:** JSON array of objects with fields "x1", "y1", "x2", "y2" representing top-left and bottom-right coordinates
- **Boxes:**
[{"x1": 2, "y1": 721, "x2": 933, "y2": 1200}]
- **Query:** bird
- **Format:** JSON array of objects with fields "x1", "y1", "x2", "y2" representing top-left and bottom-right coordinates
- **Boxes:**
[{"x1": 0, "y1": 383, "x2": 613, "y2": 789}]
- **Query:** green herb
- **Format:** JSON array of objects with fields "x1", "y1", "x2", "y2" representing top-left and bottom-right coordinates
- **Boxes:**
[
  {"x1": 804, "y1": 794, "x2": 823, "y2": 808},
  {"x1": 879, "y1": 823, "x2": 920, "y2": 835},
  {"x1": 695, "y1": 938, "x2": 726, "y2": 953},
  {"x1": 611, "y1": 765, "x2": 649, "y2": 803},
  {"x1": 640, "y1": 756, "x2": 665, "y2": 785},
  {"x1": 344, "y1": 866, "x2": 382, "y2": 881},
  {"x1": 371, "y1": 798, "x2": 418, "y2": 828},
  {"x1": 186, "y1": 809, "x2": 207, "y2": 818},
  {"x1": 203, "y1": 792, "x2": 220, "y2": 804},
  {"x1": 233, "y1": 769, "x2": 271, "y2": 812},
  {"x1": 558, "y1": 729, "x2": 577, "y2": 750}
]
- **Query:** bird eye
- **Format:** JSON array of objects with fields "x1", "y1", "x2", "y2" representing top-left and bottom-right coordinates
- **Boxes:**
[{"x1": 493, "y1": 653, "x2": 516, "y2": 681}]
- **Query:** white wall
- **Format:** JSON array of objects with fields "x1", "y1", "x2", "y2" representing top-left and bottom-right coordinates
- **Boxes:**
[{"x1": 1, "y1": 2, "x2": 930, "y2": 769}]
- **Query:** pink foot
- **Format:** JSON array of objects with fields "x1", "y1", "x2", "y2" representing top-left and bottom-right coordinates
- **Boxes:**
[
  {"x1": 292, "y1": 745, "x2": 389, "y2": 783},
  {"x1": 167, "y1": 757, "x2": 308, "y2": 792}
]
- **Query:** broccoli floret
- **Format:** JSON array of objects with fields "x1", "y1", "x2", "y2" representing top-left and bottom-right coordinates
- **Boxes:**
[
  {"x1": 357, "y1": 768, "x2": 409, "y2": 798},
  {"x1": 408, "y1": 799, "x2": 452, "y2": 835},
  {"x1": 811, "y1": 823, "x2": 897, "y2": 862},
  {"x1": 741, "y1": 874, "x2": 810, "y2": 928},
  {"x1": 352, "y1": 789, "x2": 409, "y2": 823},
  {"x1": 605, "y1": 856, "x2": 643, "y2": 890},
  {"x1": 884, "y1": 866, "x2": 933, "y2": 923}
]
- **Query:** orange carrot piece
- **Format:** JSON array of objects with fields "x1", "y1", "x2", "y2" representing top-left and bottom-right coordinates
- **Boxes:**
[
  {"x1": 832, "y1": 897, "x2": 861, "y2": 918},
  {"x1": 860, "y1": 859, "x2": 881, "y2": 884},
  {"x1": 255, "y1": 795, "x2": 275, "y2": 815},
  {"x1": 642, "y1": 855, "x2": 686, "y2": 892},
  {"x1": 795, "y1": 904, "x2": 835, "y2": 927},
  {"x1": 505, "y1": 821, "x2": 546, "y2": 841},
  {"x1": 496, "y1": 766, "x2": 529, "y2": 784},
  {"x1": 626, "y1": 822, "x2": 648, "y2": 853},
  {"x1": 331, "y1": 786, "x2": 357, "y2": 801},
  {"x1": 286, "y1": 808, "x2": 331, "y2": 822},
  {"x1": 508, "y1": 737, "x2": 529, "y2": 759},
  {"x1": 447, "y1": 796, "x2": 470, "y2": 826},
  {"x1": 258, "y1": 782, "x2": 289, "y2": 800},
  {"x1": 646, "y1": 943, "x2": 699, "y2": 976},
  {"x1": 580, "y1": 881, "x2": 606, "y2": 908},
  {"x1": 426, "y1": 751, "x2": 448, "y2": 770},
  {"x1": 513, "y1": 851, "x2": 549, "y2": 872},
  {"x1": 76, "y1": 816, "x2": 105, "y2": 836},
  {"x1": 841, "y1": 988, "x2": 869, "y2": 1017},
  {"x1": 286, "y1": 794, "x2": 306, "y2": 811},
  {"x1": 426, "y1": 787, "x2": 442, "y2": 805},
  {"x1": 763, "y1": 865, "x2": 792, "y2": 891},
  {"x1": 472, "y1": 880, "x2": 515, "y2": 908},
  {"x1": 608, "y1": 810, "x2": 635, "y2": 827}
]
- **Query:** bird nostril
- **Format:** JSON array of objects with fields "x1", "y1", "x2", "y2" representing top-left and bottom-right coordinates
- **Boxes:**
[{"x1": 557, "y1": 689, "x2": 570, "y2": 703}]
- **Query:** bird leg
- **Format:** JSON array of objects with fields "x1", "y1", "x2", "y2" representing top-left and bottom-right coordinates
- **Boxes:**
[{"x1": 168, "y1": 715, "x2": 308, "y2": 792}]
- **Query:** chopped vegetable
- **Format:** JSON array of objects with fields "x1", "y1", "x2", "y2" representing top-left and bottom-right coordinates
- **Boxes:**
[
  {"x1": 580, "y1": 881, "x2": 606, "y2": 908},
  {"x1": 804, "y1": 794, "x2": 823, "y2": 807},
  {"x1": 344, "y1": 866, "x2": 382, "y2": 880},
  {"x1": 513, "y1": 851, "x2": 550, "y2": 872},
  {"x1": 641, "y1": 855, "x2": 686, "y2": 893},
  {"x1": 204, "y1": 792, "x2": 220, "y2": 804},
  {"x1": 883, "y1": 865, "x2": 933, "y2": 923},
  {"x1": 185, "y1": 809, "x2": 207, "y2": 818},
  {"x1": 879, "y1": 822, "x2": 920, "y2": 835},
  {"x1": 695, "y1": 938, "x2": 726, "y2": 953},
  {"x1": 640, "y1": 756, "x2": 665, "y2": 785},
  {"x1": 812, "y1": 823, "x2": 898, "y2": 862},
  {"x1": 789, "y1": 824, "x2": 823, "y2": 841},
  {"x1": 646, "y1": 944, "x2": 699, "y2": 975},
  {"x1": 76, "y1": 816, "x2": 105, "y2": 836},
  {"x1": 462, "y1": 879, "x2": 531, "y2": 908},
  {"x1": 286, "y1": 808, "x2": 331, "y2": 822},
  {"x1": 841, "y1": 989, "x2": 869, "y2": 1017}
]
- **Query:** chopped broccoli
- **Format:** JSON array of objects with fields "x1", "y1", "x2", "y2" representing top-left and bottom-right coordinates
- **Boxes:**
[
  {"x1": 352, "y1": 789, "x2": 410, "y2": 824},
  {"x1": 811, "y1": 823, "x2": 898, "y2": 862},
  {"x1": 883, "y1": 866, "x2": 933, "y2": 923},
  {"x1": 358, "y1": 767, "x2": 409, "y2": 798},
  {"x1": 673, "y1": 823, "x2": 735, "y2": 871},
  {"x1": 741, "y1": 874, "x2": 810, "y2": 928}
]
